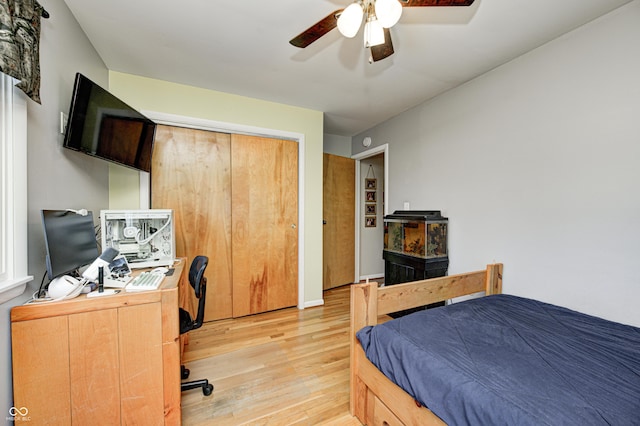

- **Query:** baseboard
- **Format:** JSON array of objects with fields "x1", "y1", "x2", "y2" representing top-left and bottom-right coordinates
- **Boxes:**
[
  {"x1": 303, "y1": 298, "x2": 324, "y2": 309},
  {"x1": 359, "y1": 273, "x2": 384, "y2": 283}
]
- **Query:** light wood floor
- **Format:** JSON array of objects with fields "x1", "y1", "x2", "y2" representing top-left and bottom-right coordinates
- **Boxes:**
[{"x1": 180, "y1": 285, "x2": 364, "y2": 425}]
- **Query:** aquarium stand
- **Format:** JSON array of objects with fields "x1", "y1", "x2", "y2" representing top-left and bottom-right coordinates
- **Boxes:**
[{"x1": 382, "y1": 251, "x2": 449, "y2": 285}]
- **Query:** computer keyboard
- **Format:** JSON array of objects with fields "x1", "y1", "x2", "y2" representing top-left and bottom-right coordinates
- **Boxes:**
[{"x1": 125, "y1": 272, "x2": 164, "y2": 292}]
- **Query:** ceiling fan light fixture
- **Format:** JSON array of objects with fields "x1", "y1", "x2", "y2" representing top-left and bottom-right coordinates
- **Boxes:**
[
  {"x1": 364, "y1": 17, "x2": 385, "y2": 48},
  {"x1": 375, "y1": 0, "x2": 403, "y2": 28},
  {"x1": 291, "y1": 0, "x2": 475, "y2": 63},
  {"x1": 337, "y1": 3, "x2": 364, "y2": 38}
]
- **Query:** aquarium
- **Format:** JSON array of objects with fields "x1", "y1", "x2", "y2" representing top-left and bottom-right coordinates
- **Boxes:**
[{"x1": 383, "y1": 210, "x2": 448, "y2": 259}]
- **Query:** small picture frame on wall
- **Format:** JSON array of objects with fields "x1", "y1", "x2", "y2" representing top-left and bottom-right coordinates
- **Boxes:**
[
  {"x1": 365, "y1": 204, "x2": 376, "y2": 215},
  {"x1": 365, "y1": 178, "x2": 377, "y2": 190},
  {"x1": 366, "y1": 191, "x2": 376, "y2": 202},
  {"x1": 365, "y1": 217, "x2": 377, "y2": 228}
]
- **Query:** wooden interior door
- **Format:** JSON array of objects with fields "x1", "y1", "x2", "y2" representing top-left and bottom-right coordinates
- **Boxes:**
[
  {"x1": 152, "y1": 125, "x2": 232, "y2": 320},
  {"x1": 323, "y1": 153, "x2": 355, "y2": 289},
  {"x1": 231, "y1": 134, "x2": 298, "y2": 317}
]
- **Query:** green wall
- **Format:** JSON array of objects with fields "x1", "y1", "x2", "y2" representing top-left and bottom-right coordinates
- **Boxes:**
[{"x1": 107, "y1": 71, "x2": 324, "y2": 307}]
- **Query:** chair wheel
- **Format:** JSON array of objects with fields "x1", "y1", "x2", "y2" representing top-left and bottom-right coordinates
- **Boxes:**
[
  {"x1": 182, "y1": 367, "x2": 190, "y2": 380},
  {"x1": 203, "y1": 384, "x2": 214, "y2": 396}
]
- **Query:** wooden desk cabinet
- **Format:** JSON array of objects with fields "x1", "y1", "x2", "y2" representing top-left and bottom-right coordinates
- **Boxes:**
[{"x1": 10, "y1": 259, "x2": 185, "y2": 425}]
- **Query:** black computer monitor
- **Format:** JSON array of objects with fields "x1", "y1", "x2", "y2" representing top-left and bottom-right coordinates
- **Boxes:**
[{"x1": 41, "y1": 210, "x2": 100, "y2": 280}]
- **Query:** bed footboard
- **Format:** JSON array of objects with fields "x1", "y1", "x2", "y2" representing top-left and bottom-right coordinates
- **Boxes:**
[{"x1": 349, "y1": 263, "x2": 503, "y2": 424}]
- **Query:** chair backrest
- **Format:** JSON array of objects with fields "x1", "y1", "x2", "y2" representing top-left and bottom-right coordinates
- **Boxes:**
[{"x1": 189, "y1": 255, "x2": 209, "y2": 330}]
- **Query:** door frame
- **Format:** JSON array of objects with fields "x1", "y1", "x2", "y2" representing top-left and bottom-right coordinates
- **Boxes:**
[
  {"x1": 352, "y1": 144, "x2": 389, "y2": 283},
  {"x1": 138, "y1": 111, "x2": 307, "y2": 309}
]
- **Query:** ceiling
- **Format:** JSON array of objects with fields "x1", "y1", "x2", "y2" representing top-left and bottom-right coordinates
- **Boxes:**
[{"x1": 62, "y1": 0, "x2": 631, "y2": 137}]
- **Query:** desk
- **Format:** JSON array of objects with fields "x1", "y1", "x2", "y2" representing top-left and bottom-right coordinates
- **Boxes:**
[{"x1": 10, "y1": 259, "x2": 186, "y2": 425}]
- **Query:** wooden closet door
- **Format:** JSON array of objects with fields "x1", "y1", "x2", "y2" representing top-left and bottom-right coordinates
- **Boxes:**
[
  {"x1": 231, "y1": 134, "x2": 298, "y2": 317},
  {"x1": 323, "y1": 153, "x2": 355, "y2": 289},
  {"x1": 152, "y1": 125, "x2": 233, "y2": 320}
]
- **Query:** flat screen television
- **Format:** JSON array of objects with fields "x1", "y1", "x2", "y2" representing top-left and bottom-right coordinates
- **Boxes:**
[
  {"x1": 63, "y1": 73, "x2": 156, "y2": 172},
  {"x1": 41, "y1": 210, "x2": 100, "y2": 280}
]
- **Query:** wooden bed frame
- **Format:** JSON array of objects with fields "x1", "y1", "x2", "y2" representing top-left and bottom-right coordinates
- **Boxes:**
[{"x1": 350, "y1": 263, "x2": 503, "y2": 425}]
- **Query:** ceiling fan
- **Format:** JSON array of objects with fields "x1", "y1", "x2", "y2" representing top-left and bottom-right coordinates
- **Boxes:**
[{"x1": 289, "y1": 0, "x2": 475, "y2": 63}]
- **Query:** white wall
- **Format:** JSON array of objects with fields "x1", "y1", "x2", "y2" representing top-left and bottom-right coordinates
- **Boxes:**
[
  {"x1": 359, "y1": 154, "x2": 385, "y2": 279},
  {"x1": 324, "y1": 133, "x2": 352, "y2": 157},
  {"x1": 0, "y1": 1, "x2": 109, "y2": 416},
  {"x1": 353, "y1": 1, "x2": 640, "y2": 326}
]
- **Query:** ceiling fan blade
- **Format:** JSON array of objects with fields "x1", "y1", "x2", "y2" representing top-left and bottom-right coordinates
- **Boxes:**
[
  {"x1": 370, "y1": 28, "x2": 394, "y2": 63},
  {"x1": 400, "y1": 0, "x2": 475, "y2": 7},
  {"x1": 289, "y1": 9, "x2": 344, "y2": 48}
]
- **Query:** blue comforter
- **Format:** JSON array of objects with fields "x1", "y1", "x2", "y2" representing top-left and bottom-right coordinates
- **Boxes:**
[{"x1": 356, "y1": 294, "x2": 640, "y2": 425}]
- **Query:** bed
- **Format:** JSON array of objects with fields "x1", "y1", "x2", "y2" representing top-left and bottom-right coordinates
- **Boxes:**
[{"x1": 349, "y1": 264, "x2": 640, "y2": 425}]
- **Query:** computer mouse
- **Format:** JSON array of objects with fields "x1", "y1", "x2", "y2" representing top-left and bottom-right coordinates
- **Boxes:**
[{"x1": 151, "y1": 267, "x2": 169, "y2": 275}]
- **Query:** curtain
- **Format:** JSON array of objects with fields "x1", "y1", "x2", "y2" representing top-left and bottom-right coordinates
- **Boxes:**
[{"x1": 0, "y1": 0, "x2": 44, "y2": 103}]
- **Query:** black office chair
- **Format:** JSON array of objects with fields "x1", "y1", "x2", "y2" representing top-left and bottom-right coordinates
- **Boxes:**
[{"x1": 180, "y1": 255, "x2": 214, "y2": 396}]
